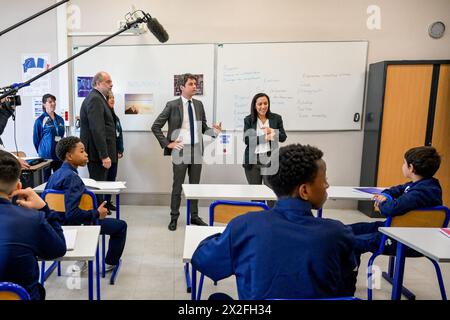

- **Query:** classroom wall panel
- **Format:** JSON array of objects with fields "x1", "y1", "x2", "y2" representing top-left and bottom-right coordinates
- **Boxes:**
[
  {"x1": 377, "y1": 65, "x2": 433, "y2": 187},
  {"x1": 432, "y1": 64, "x2": 450, "y2": 206}
]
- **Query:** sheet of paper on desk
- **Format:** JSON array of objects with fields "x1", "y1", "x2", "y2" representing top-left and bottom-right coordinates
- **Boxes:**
[
  {"x1": 63, "y1": 229, "x2": 77, "y2": 251},
  {"x1": 353, "y1": 187, "x2": 383, "y2": 195},
  {"x1": 81, "y1": 178, "x2": 126, "y2": 190},
  {"x1": 95, "y1": 181, "x2": 127, "y2": 189}
]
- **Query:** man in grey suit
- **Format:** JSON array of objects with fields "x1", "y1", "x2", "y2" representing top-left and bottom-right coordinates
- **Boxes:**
[
  {"x1": 152, "y1": 73, "x2": 221, "y2": 231},
  {"x1": 80, "y1": 72, "x2": 116, "y2": 209}
]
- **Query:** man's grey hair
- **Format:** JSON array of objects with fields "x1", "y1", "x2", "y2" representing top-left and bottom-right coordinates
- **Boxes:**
[{"x1": 92, "y1": 72, "x2": 107, "y2": 87}]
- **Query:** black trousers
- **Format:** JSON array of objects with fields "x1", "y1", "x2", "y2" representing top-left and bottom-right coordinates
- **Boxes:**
[
  {"x1": 99, "y1": 218, "x2": 127, "y2": 265},
  {"x1": 43, "y1": 160, "x2": 63, "y2": 182},
  {"x1": 87, "y1": 161, "x2": 109, "y2": 204},
  {"x1": 244, "y1": 157, "x2": 276, "y2": 208},
  {"x1": 170, "y1": 145, "x2": 202, "y2": 220},
  {"x1": 104, "y1": 162, "x2": 118, "y2": 203}
]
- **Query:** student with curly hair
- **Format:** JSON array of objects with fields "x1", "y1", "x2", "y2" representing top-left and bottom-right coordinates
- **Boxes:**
[{"x1": 192, "y1": 144, "x2": 357, "y2": 300}]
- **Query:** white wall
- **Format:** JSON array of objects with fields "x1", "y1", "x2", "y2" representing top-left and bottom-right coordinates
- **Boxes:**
[
  {"x1": 2, "y1": 0, "x2": 450, "y2": 207},
  {"x1": 0, "y1": 1, "x2": 60, "y2": 157}
]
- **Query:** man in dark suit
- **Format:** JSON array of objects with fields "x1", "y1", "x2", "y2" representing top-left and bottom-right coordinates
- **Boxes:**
[
  {"x1": 80, "y1": 72, "x2": 116, "y2": 208},
  {"x1": 152, "y1": 73, "x2": 222, "y2": 231}
]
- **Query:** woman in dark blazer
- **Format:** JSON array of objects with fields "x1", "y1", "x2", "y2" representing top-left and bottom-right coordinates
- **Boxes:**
[
  {"x1": 243, "y1": 93, "x2": 287, "y2": 188},
  {"x1": 104, "y1": 91, "x2": 124, "y2": 211}
]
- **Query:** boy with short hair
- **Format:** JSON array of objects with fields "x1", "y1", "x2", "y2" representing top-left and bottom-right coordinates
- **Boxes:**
[
  {"x1": 192, "y1": 144, "x2": 357, "y2": 300},
  {"x1": 349, "y1": 146, "x2": 442, "y2": 255},
  {"x1": 0, "y1": 150, "x2": 66, "y2": 300},
  {"x1": 46, "y1": 136, "x2": 127, "y2": 272}
]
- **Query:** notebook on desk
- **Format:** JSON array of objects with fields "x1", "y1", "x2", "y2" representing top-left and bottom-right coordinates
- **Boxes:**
[
  {"x1": 63, "y1": 229, "x2": 77, "y2": 251},
  {"x1": 353, "y1": 187, "x2": 383, "y2": 195},
  {"x1": 24, "y1": 157, "x2": 46, "y2": 166}
]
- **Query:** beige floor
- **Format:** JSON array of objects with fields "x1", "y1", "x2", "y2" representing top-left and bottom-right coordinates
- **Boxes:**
[{"x1": 43, "y1": 205, "x2": 450, "y2": 300}]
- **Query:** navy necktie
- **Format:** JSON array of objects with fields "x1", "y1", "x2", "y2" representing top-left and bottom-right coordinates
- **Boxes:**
[{"x1": 187, "y1": 100, "x2": 195, "y2": 145}]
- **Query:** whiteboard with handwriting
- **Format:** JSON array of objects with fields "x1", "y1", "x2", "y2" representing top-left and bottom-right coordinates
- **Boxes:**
[{"x1": 216, "y1": 42, "x2": 368, "y2": 131}]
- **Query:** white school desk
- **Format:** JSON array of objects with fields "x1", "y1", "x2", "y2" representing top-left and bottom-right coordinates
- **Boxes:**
[
  {"x1": 182, "y1": 184, "x2": 377, "y2": 222},
  {"x1": 181, "y1": 184, "x2": 378, "y2": 293},
  {"x1": 41, "y1": 225, "x2": 101, "y2": 300},
  {"x1": 183, "y1": 225, "x2": 226, "y2": 300},
  {"x1": 34, "y1": 182, "x2": 124, "y2": 285},
  {"x1": 379, "y1": 227, "x2": 450, "y2": 300}
]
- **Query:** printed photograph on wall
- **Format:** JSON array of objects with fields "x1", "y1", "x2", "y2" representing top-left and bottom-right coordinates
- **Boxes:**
[
  {"x1": 124, "y1": 93, "x2": 154, "y2": 115},
  {"x1": 174, "y1": 74, "x2": 204, "y2": 96},
  {"x1": 77, "y1": 76, "x2": 93, "y2": 97}
]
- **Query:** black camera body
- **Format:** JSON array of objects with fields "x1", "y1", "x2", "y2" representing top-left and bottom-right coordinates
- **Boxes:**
[
  {"x1": 0, "y1": 94, "x2": 21, "y2": 108},
  {"x1": 0, "y1": 87, "x2": 22, "y2": 109}
]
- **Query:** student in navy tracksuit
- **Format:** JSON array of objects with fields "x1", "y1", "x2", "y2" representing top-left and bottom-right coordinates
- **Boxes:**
[
  {"x1": 33, "y1": 94, "x2": 65, "y2": 181},
  {"x1": 0, "y1": 151, "x2": 66, "y2": 300},
  {"x1": 348, "y1": 146, "x2": 442, "y2": 260},
  {"x1": 192, "y1": 144, "x2": 357, "y2": 300},
  {"x1": 45, "y1": 136, "x2": 127, "y2": 272}
]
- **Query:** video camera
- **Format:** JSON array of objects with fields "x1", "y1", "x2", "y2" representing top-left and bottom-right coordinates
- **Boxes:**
[{"x1": 0, "y1": 84, "x2": 23, "y2": 109}]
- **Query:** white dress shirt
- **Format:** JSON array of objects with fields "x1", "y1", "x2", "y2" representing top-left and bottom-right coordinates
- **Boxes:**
[
  {"x1": 255, "y1": 118, "x2": 271, "y2": 154},
  {"x1": 178, "y1": 96, "x2": 199, "y2": 145}
]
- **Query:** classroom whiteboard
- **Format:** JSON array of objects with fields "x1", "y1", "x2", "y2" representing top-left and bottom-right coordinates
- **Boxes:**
[
  {"x1": 72, "y1": 44, "x2": 215, "y2": 131},
  {"x1": 216, "y1": 42, "x2": 368, "y2": 131}
]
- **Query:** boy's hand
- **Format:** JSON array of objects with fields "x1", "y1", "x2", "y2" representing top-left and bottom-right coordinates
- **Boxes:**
[
  {"x1": 97, "y1": 201, "x2": 108, "y2": 220},
  {"x1": 373, "y1": 194, "x2": 387, "y2": 203},
  {"x1": 11, "y1": 188, "x2": 46, "y2": 210}
]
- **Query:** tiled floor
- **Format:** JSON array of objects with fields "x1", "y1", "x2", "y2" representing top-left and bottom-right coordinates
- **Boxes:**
[{"x1": 43, "y1": 205, "x2": 450, "y2": 300}]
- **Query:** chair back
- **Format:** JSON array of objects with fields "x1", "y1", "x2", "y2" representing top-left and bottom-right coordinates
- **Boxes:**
[
  {"x1": 388, "y1": 206, "x2": 450, "y2": 228},
  {"x1": 0, "y1": 282, "x2": 30, "y2": 300},
  {"x1": 42, "y1": 189, "x2": 97, "y2": 212},
  {"x1": 209, "y1": 200, "x2": 269, "y2": 225},
  {"x1": 42, "y1": 190, "x2": 66, "y2": 212}
]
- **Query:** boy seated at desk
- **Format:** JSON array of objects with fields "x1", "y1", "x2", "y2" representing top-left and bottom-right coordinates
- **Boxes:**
[
  {"x1": 45, "y1": 136, "x2": 127, "y2": 273},
  {"x1": 0, "y1": 150, "x2": 66, "y2": 300},
  {"x1": 192, "y1": 144, "x2": 358, "y2": 300},
  {"x1": 348, "y1": 146, "x2": 442, "y2": 262}
]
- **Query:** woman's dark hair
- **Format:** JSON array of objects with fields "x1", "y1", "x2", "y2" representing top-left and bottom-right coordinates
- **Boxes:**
[
  {"x1": 42, "y1": 93, "x2": 56, "y2": 112},
  {"x1": 250, "y1": 93, "x2": 272, "y2": 121},
  {"x1": 404, "y1": 146, "x2": 441, "y2": 178},
  {"x1": 268, "y1": 144, "x2": 324, "y2": 197},
  {"x1": 56, "y1": 136, "x2": 82, "y2": 161}
]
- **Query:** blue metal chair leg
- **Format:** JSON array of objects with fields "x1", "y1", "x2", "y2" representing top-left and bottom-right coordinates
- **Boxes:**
[
  {"x1": 40, "y1": 261, "x2": 46, "y2": 285},
  {"x1": 57, "y1": 261, "x2": 61, "y2": 276},
  {"x1": 197, "y1": 273, "x2": 204, "y2": 300},
  {"x1": 96, "y1": 245, "x2": 101, "y2": 300},
  {"x1": 428, "y1": 258, "x2": 447, "y2": 300},
  {"x1": 110, "y1": 259, "x2": 121, "y2": 285},
  {"x1": 184, "y1": 263, "x2": 192, "y2": 293},
  {"x1": 102, "y1": 235, "x2": 106, "y2": 278}
]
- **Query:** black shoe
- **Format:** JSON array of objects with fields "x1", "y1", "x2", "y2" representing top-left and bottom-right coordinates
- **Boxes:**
[
  {"x1": 190, "y1": 216, "x2": 208, "y2": 226},
  {"x1": 168, "y1": 218, "x2": 178, "y2": 231},
  {"x1": 106, "y1": 202, "x2": 116, "y2": 211}
]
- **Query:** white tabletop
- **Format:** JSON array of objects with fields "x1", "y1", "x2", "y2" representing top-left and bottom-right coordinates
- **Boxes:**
[
  {"x1": 53, "y1": 226, "x2": 100, "y2": 261},
  {"x1": 183, "y1": 226, "x2": 226, "y2": 263},
  {"x1": 182, "y1": 184, "x2": 277, "y2": 201},
  {"x1": 327, "y1": 186, "x2": 379, "y2": 201},
  {"x1": 34, "y1": 182, "x2": 122, "y2": 195},
  {"x1": 379, "y1": 227, "x2": 450, "y2": 262},
  {"x1": 182, "y1": 184, "x2": 377, "y2": 202}
]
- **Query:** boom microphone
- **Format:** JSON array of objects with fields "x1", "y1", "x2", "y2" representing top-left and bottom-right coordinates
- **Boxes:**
[{"x1": 145, "y1": 14, "x2": 169, "y2": 43}]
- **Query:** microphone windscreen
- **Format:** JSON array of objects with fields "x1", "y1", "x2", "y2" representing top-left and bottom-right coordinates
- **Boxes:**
[{"x1": 147, "y1": 18, "x2": 169, "y2": 43}]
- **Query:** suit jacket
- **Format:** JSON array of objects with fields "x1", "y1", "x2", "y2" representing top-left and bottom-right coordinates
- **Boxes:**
[
  {"x1": 80, "y1": 89, "x2": 117, "y2": 163},
  {"x1": 243, "y1": 113, "x2": 287, "y2": 168},
  {"x1": 151, "y1": 97, "x2": 214, "y2": 156}
]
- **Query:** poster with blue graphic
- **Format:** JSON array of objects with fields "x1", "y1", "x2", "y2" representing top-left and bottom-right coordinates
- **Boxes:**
[
  {"x1": 21, "y1": 54, "x2": 51, "y2": 96},
  {"x1": 77, "y1": 76, "x2": 93, "y2": 97}
]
